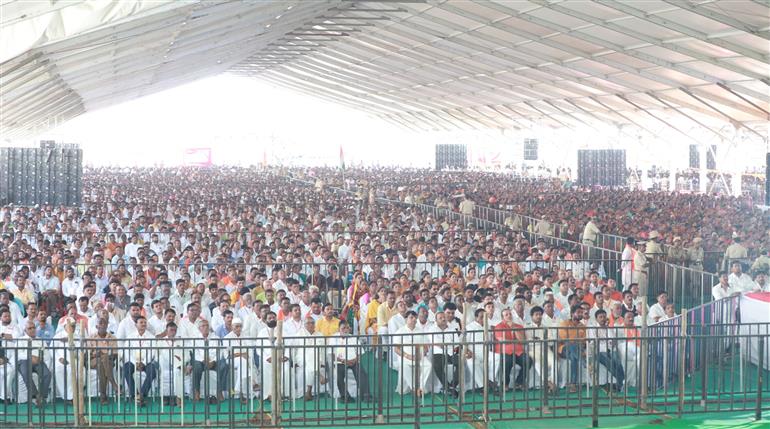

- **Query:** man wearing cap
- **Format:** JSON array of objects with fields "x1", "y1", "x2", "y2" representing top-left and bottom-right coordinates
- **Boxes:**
[
  {"x1": 687, "y1": 238, "x2": 705, "y2": 271},
  {"x1": 225, "y1": 317, "x2": 255, "y2": 403},
  {"x1": 645, "y1": 231, "x2": 663, "y2": 259},
  {"x1": 666, "y1": 237, "x2": 687, "y2": 266}
]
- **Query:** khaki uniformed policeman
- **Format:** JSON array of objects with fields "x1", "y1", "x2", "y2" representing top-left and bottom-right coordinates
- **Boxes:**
[
  {"x1": 722, "y1": 237, "x2": 748, "y2": 272},
  {"x1": 666, "y1": 237, "x2": 687, "y2": 266},
  {"x1": 645, "y1": 231, "x2": 664, "y2": 258},
  {"x1": 687, "y1": 237, "x2": 705, "y2": 271}
]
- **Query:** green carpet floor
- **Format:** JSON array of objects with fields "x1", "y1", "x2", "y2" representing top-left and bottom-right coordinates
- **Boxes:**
[{"x1": 1, "y1": 350, "x2": 767, "y2": 428}]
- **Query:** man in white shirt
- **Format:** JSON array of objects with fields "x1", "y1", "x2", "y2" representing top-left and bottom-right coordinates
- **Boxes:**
[
  {"x1": 541, "y1": 300, "x2": 558, "y2": 328},
  {"x1": 332, "y1": 320, "x2": 371, "y2": 402},
  {"x1": 754, "y1": 272, "x2": 769, "y2": 292},
  {"x1": 257, "y1": 312, "x2": 292, "y2": 401},
  {"x1": 427, "y1": 312, "x2": 460, "y2": 397},
  {"x1": 647, "y1": 292, "x2": 668, "y2": 325},
  {"x1": 387, "y1": 301, "x2": 407, "y2": 343},
  {"x1": 52, "y1": 318, "x2": 79, "y2": 401},
  {"x1": 0, "y1": 289, "x2": 24, "y2": 324},
  {"x1": 157, "y1": 322, "x2": 186, "y2": 406},
  {"x1": 526, "y1": 306, "x2": 556, "y2": 390},
  {"x1": 0, "y1": 308, "x2": 19, "y2": 400},
  {"x1": 189, "y1": 319, "x2": 228, "y2": 402},
  {"x1": 463, "y1": 308, "x2": 486, "y2": 392},
  {"x1": 116, "y1": 303, "x2": 144, "y2": 340},
  {"x1": 17, "y1": 320, "x2": 52, "y2": 406},
  {"x1": 125, "y1": 235, "x2": 141, "y2": 259},
  {"x1": 61, "y1": 267, "x2": 84, "y2": 299},
  {"x1": 712, "y1": 272, "x2": 740, "y2": 301},
  {"x1": 728, "y1": 262, "x2": 756, "y2": 293},
  {"x1": 146, "y1": 300, "x2": 167, "y2": 336},
  {"x1": 0, "y1": 307, "x2": 23, "y2": 339},
  {"x1": 178, "y1": 303, "x2": 205, "y2": 339},
  {"x1": 394, "y1": 311, "x2": 432, "y2": 395},
  {"x1": 511, "y1": 297, "x2": 530, "y2": 326},
  {"x1": 588, "y1": 310, "x2": 625, "y2": 391},
  {"x1": 292, "y1": 317, "x2": 327, "y2": 400},
  {"x1": 621, "y1": 238, "x2": 636, "y2": 290},
  {"x1": 122, "y1": 316, "x2": 158, "y2": 406},
  {"x1": 582, "y1": 217, "x2": 601, "y2": 247},
  {"x1": 282, "y1": 304, "x2": 304, "y2": 338}
]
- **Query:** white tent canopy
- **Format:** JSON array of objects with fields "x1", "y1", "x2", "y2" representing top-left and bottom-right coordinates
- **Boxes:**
[{"x1": 1, "y1": 0, "x2": 768, "y2": 140}]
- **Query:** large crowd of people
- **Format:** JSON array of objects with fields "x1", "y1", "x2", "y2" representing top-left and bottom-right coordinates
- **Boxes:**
[
  {"x1": 0, "y1": 166, "x2": 766, "y2": 408},
  {"x1": 296, "y1": 167, "x2": 768, "y2": 269}
]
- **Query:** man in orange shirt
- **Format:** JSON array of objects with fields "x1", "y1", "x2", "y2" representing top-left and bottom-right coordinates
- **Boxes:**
[
  {"x1": 492, "y1": 309, "x2": 533, "y2": 391},
  {"x1": 558, "y1": 305, "x2": 586, "y2": 392}
]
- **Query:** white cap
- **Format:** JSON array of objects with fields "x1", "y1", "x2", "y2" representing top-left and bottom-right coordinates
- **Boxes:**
[{"x1": 232, "y1": 317, "x2": 243, "y2": 325}]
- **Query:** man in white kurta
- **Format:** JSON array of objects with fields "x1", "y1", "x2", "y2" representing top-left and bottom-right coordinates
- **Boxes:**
[
  {"x1": 647, "y1": 292, "x2": 668, "y2": 325},
  {"x1": 280, "y1": 305, "x2": 304, "y2": 399},
  {"x1": 291, "y1": 318, "x2": 328, "y2": 400},
  {"x1": 728, "y1": 262, "x2": 757, "y2": 293},
  {"x1": 0, "y1": 308, "x2": 20, "y2": 400},
  {"x1": 225, "y1": 318, "x2": 255, "y2": 402},
  {"x1": 256, "y1": 312, "x2": 293, "y2": 400},
  {"x1": 621, "y1": 238, "x2": 636, "y2": 290},
  {"x1": 52, "y1": 319, "x2": 79, "y2": 401},
  {"x1": 189, "y1": 319, "x2": 228, "y2": 402},
  {"x1": 157, "y1": 322, "x2": 186, "y2": 405},
  {"x1": 526, "y1": 306, "x2": 556, "y2": 389},
  {"x1": 464, "y1": 308, "x2": 486, "y2": 392},
  {"x1": 331, "y1": 320, "x2": 371, "y2": 402},
  {"x1": 123, "y1": 317, "x2": 158, "y2": 405},
  {"x1": 394, "y1": 311, "x2": 432, "y2": 395}
]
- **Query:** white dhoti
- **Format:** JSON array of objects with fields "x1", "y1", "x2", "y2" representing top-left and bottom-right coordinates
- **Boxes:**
[
  {"x1": 529, "y1": 345, "x2": 556, "y2": 385},
  {"x1": 395, "y1": 357, "x2": 432, "y2": 394},
  {"x1": 617, "y1": 342, "x2": 639, "y2": 387},
  {"x1": 463, "y1": 355, "x2": 485, "y2": 392},
  {"x1": 232, "y1": 357, "x2": 257, "y2": 398},
  {"x1": 54, "y1": 360, "x2": 75, "y2": 400},
  {"x1": 158, "y1": 363, "x2": 184, "y2": 397},
  {"x1": 0, "y1": 361, "x2": 15, "y2": 399},
  {"x1": 259, "y1": 355, "x2": 296, "y2": 399}
]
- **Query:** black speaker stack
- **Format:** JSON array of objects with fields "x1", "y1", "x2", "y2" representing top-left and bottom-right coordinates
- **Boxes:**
[
  {"x1": 435, "y1": 144, "x2": 468, "y2": 170},
  {"x1": 689, "y1": 144, "x2": 699, "y2": 169},
  {"x1": 523, "y1": 138, "x2": 538, "y2": 160},
  {"x1": 706, "y1": 145, "x2": 717, "y2": 170},
  {"x1": 0, "y1": 141, "x2": 83, "y2": 206},
  {"x1": 577, "y1": 149, "x2": 627, "y2": 187}
]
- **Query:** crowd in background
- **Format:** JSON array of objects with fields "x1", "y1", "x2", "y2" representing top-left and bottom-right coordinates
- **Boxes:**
[{"x1": 0, "y1": 166, "x2": 766, "y2": 407}]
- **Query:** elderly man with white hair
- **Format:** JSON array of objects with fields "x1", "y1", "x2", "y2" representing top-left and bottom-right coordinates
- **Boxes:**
[
  {"x1": 225, "y1": 318, "x2": 255, "y2": 403},
  {"x1": 51, "y1": 318, "x2": 79, "y2": 402},
  {"x1": 292, "y1": 317, "x2": 328, "y2": 401}
]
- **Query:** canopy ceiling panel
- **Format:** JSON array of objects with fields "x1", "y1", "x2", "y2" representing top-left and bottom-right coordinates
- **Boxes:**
[{"x1": 1, "y1": 0, "x2": 768, "y2": 139}]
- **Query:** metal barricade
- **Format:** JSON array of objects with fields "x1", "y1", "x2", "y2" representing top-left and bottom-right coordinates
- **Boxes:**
[{"x1": 1, "y1": 323, "x2": 767, "y2": 428}]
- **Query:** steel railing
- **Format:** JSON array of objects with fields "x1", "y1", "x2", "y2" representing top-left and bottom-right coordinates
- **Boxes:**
[{"x1": 0, "y1": 321, "x2": 766, "y2": 428}]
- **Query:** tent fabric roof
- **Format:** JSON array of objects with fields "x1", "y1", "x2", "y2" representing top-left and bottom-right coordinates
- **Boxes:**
[{"x1": 2, "y1": 0, "x2": 768, "y2": 139}]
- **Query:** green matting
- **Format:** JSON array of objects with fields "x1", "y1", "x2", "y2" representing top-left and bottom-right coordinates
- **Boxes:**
[{"x1": 1, "y1": 350, "x2": 767, "y2": 428}]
